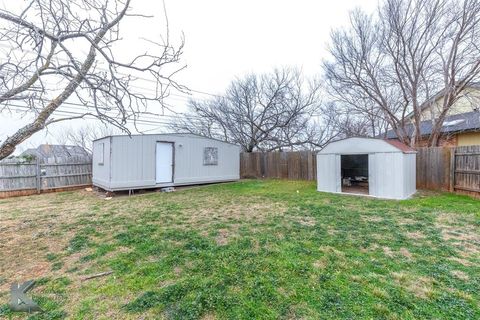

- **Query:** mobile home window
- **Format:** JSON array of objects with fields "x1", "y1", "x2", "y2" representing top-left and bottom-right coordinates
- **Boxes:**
[
  {"x1": 203, "y1": 147, "x2": 218, "y2": 165},
  {"x1": 98, "y1": 143, "x2": 105, "y2": 165}
]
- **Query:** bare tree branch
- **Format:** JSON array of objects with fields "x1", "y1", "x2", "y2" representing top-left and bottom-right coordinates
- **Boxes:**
[
  {"x1": 170, "y1": 68, "x2": 336, "y2": 151},
  {"x1": 324, "y1": 0, "x2": 480, "y2": 147},
  {"x1": 0, "y1": 0, "x2": 185, "y2": 159}
]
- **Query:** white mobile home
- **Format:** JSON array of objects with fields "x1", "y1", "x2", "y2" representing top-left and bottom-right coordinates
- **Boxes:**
[
  {"x1": 317, "y1": 137, "x2": 416, "y2": 200},
  {"x1": 92, "y1": 133, "x2": 240, "y2": 191}
]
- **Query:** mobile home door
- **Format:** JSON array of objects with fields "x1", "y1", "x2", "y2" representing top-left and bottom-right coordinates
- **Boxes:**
[{"x1": 156, "y1": 142, "x2": 173, "y2": 183}]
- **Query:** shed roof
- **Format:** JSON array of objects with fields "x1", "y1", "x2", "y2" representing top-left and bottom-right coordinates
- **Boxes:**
[{"x1": 318, "y1": 137, "x2": 416, "y2": 155}]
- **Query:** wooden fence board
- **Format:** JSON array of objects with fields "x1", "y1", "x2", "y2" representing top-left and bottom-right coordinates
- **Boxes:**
[
  {"x1": 240, "y1": 151, "x2": 317, "y2": 181},
  {"x1": 454, "y1": 145, "x2": 480, "y2": 197},
  {"x1": 415, "y1": 147, "x2": 452, "y2": 191},
  {"x1": 0, "y1": 156, "x2": 92, "y2": 198}
]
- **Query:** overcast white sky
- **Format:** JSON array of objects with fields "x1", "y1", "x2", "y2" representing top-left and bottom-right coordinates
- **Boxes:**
[{"x1": 0, "y1": 0, "x2": 378, "y2": 153}]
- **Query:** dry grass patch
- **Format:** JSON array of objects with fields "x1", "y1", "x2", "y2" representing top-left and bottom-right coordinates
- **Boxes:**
[
  {"x1": 435, "y1": 212, "x2": 480, "y2": 259},
  {"x1": 292, "y1": 216, "x2": 316, "y2": 227},
  {"x1": 448, "y1": 256, "x2": 473, "y2": 267},
  {"x1": 312, "y1": 258, "x2": 328, "y2": 269},
  {"x1": 404, "y1": 231, "x2": 426, "y2": 240},
  {"x1": 382, "y1": 246, "x2": 395, "y2": 258},
  {"x1": 319, "y1": 245, "x2": 345, "y2": 258},
  {"x1": 391, "y1": 272, "x2": 434, "y2": 299},
  {"x1": 397, "y1": 217, "x2": 417, "y2": 226},
  {"x1": 399, "y1": 247, "x2": 413, "y2": 259},
  {"x1": 451, "y1": 270, "x2": 469, "y2": 281},
  {"x1": 361, "y1": 215, "x2": 383, "y2": 223},
  {"x1": 184, "y1": 196, "x2": 287, "y2": 227},
  {"x1": 215, "y1": 229, "x2": 231, "y2": 246},
  {"x1": 372, "y1": 286, "x2": 390, "y2": 299}
]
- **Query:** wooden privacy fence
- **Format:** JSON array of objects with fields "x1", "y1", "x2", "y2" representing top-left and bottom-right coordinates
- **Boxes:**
[
  {"x1": 240, "y1": 151, "x2": 317, "y2": 180},
  {"x1": 416, "y1": 147, "x2": 452, "y2": 191},
  {"x1": 242, "y1": 147, "x2": 480, "y2": 197},
  {"x1": 451, "y1": 145, "x2": 480, "y2": 197},
  {"x1": 0, "y1": 156, "x2": 92, "y2": 198},
  {"x1": 416, "y1": 145, "x2": 480, "y2": 197}
]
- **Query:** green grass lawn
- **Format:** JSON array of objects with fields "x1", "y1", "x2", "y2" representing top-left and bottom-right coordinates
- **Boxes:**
[{"x1": 0, "y1": 180, "x2": 479, "y2": 319}]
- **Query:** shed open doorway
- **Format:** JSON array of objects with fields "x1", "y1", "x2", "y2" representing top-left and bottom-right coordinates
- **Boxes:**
[{"x1": 341, "y1": 154, "x2": 369, "y2": 195}]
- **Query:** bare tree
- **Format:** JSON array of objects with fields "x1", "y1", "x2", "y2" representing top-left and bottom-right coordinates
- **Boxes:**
[
  {"x1": 324, "y1": 101, "x2": 390, "y2": 138},
  {"x1": 324, "y1": 0, "x2": 480, "y2": 146},
  {"x1": 171, "y1": 68, "x2": 334, "y2": 151},
  {"x1": 0, "y1": 0, "x2": 185, "y2": 159},
  {"x1": 57, "y1": 123, "x2": 120, "y2": 153}
]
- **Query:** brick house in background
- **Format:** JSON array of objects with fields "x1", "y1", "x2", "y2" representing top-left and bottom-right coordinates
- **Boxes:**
[{"x1": 385, "y1": 84, "x2": 480, "y2": 147}]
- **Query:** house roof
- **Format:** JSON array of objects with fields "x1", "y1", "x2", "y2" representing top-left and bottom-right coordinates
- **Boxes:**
[
  {"x1": 385, "y1": 111, "x2": 480, "y2": 139},
  {"x1": 20, "y1": 144, "x2": 91, "y2": 160}
]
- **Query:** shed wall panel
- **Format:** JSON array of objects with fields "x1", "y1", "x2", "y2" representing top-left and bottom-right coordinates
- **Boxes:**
[
  {"x1": 92, "y1": 137, "x2": 111, "y2": 190},
  {"x1": 317, "y1": 154, "x2": 339, "y2": 193},
  {"x1": 97, "y1": 134, "x2": 239, "y2": 190},
  {"x1": 371, "y1": 152, "x2": 405, "y2": 199},
  {"x1": 317, "y1": 138, "x2": 416, "y2": 200},
  {"x1": 403, "y1": 153, "x2": 417, "y2": 198}
]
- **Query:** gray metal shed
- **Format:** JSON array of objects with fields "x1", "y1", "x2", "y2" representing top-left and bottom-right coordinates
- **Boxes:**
[
  {"x1": 92, "y1": 133, "x2": 240, "y2": 191},
  {"x1": 317, "y1": 137, "x2": 416, "y2": 200}
]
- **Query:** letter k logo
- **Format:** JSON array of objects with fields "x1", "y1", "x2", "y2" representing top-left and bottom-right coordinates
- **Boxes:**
[{"x1": 10, "y1": 280, "x2": 41, "y2": 312}]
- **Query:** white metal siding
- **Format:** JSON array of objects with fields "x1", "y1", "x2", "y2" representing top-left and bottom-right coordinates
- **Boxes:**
[
  {"x1": 371, "y1": 152, "x2": 405, "y2": 199},
  {"x1": 94, "y1": 134, "x2": 240, "y2": 191},
  {"x1": 316, "y1": 137, "x2": 416, "y2": 200},
  {"x1": 317, "y1": 154, "x2": 339, "y2": 193},
  {"x1": 403, "y1": 153, "x2": 417, "y2": 198},
  {"x1": 368, "y1": 154, "x2": 376, "y2": 196},
  {"x1": 92, "y1": 137, "x2": 111, "y2": 190}
]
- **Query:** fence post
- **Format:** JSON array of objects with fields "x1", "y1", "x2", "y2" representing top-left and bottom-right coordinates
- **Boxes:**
[
  {"x1": 449, "y1": 147, "x2": 455, "y2": 192},
  {"x1": 36, "y1": 158, "x2": 41, "y2": 194}
]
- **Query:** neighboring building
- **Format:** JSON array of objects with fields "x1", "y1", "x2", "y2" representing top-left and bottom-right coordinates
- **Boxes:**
[
  {"x1": 19, "y1": 144, "x2": 91, "y2": 163},
  {"x1": 317, "y1": 137, "x2": 416, "y2": 200},
  {"x1": 386, "y1": 85, "x2": 480, "y2": 146},
  {"x1": 385, "y1": 111, "x2": 480, "y2": 147},
  {"x1": 418, "y1": 84, "x2": 480, "y2": 122},
  {"x1": 92, "y1": 133, "x2": 240, "y2": 192}
]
